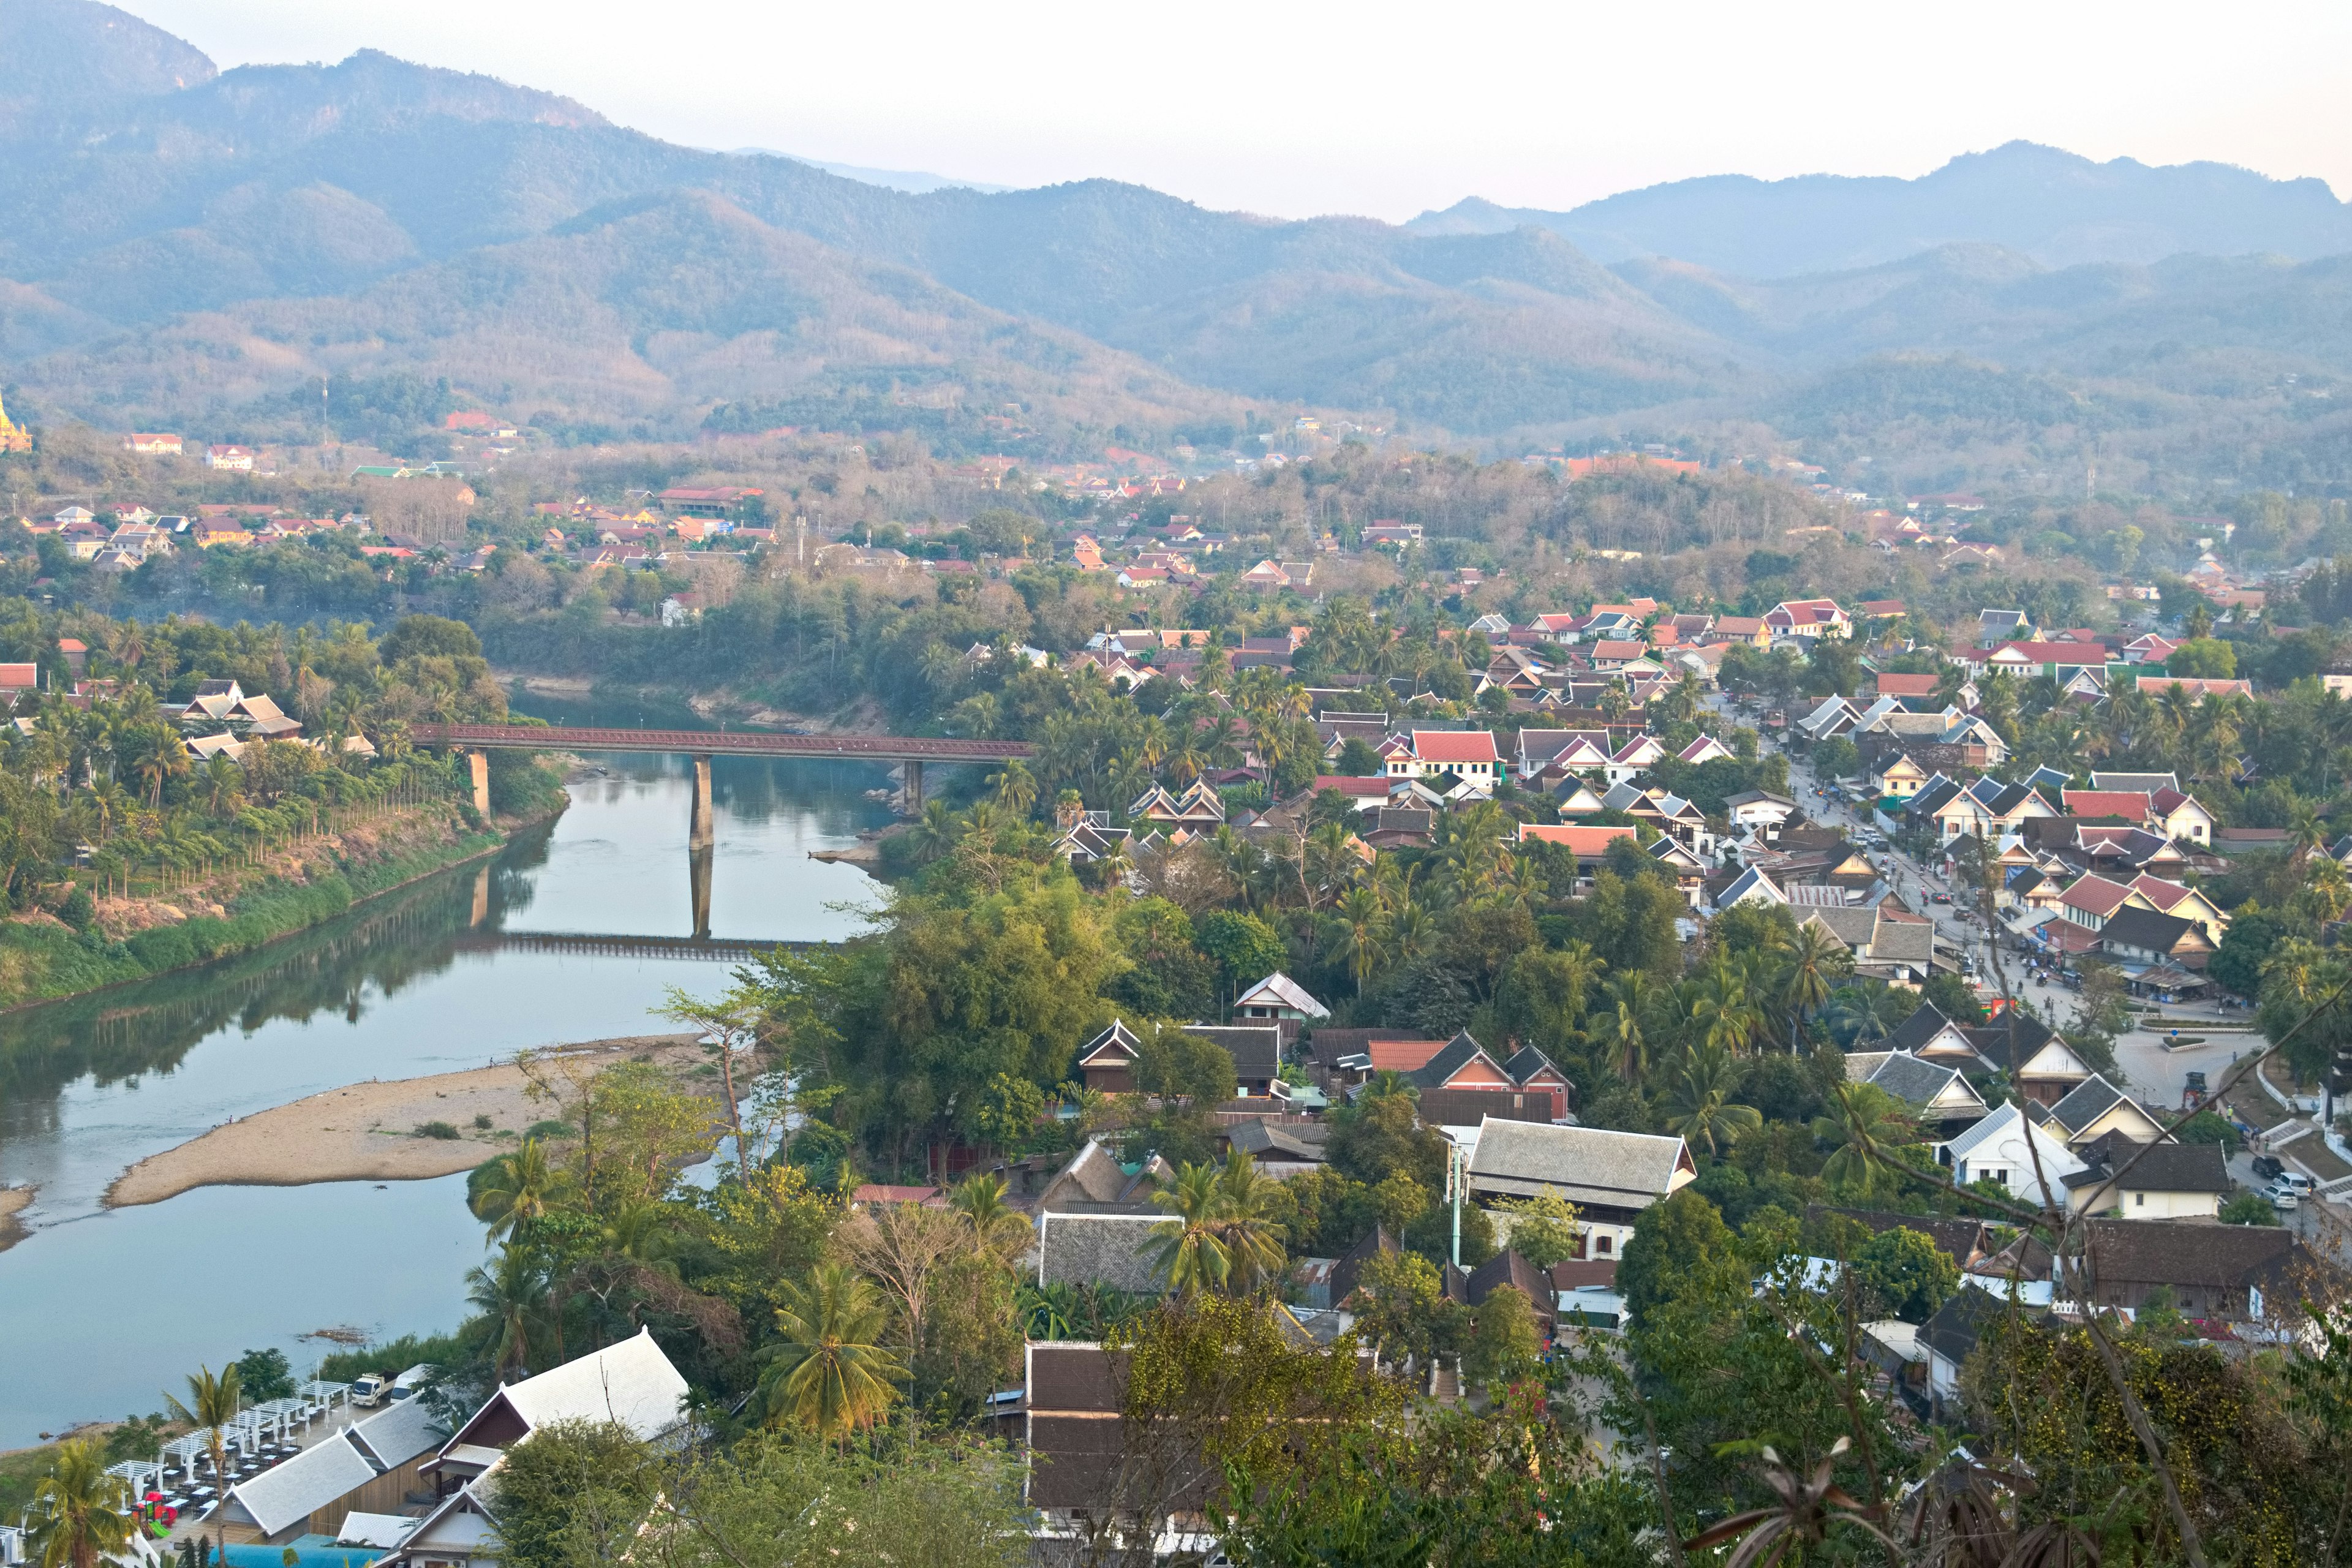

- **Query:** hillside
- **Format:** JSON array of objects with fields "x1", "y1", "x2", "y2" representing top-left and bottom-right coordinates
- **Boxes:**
[
  {"x1": 1410, "y1": 142, "x2": 2352, "y2": 275},
  {"x1": 6, "y1": 1, "x2": 2352, "y2": 478}
]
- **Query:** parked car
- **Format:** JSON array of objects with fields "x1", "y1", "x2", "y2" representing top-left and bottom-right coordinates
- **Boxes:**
[
  {"x1": 390, "y1": 1363, "x2": 439, "y2": 1402},
  {"x1": 2266, "y1": 1179, "x2": 2302, "y2": 1210},
  {"x1": 1931, "y1": 891, "x2": 1954, "y2": 905},
  {"x1": 2275, "y1": 1171, "x2": 2315, "y2": 1196},
  {"x1": 2251, "y1": 1155, "x2": 2285, "y2": 1183}
]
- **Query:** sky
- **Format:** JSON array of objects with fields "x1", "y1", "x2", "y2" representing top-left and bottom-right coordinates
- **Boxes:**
[{"x1": 126, "y1": 0, "x2": 2352, "y2": 222}]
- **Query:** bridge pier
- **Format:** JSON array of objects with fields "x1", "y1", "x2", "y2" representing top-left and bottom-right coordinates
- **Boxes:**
[
  {"x1": 690, "y1": 843, "x2": 713, "y2": 941},
  {"x1": 470, "y1": 864, "x2": 491, "y2": 928},
  {"x1": 905, "y1": 759, "x2": 924, "y2": 812},
  {"x1": 689, "y1": 755, "x2": 715, "y2": 850},
  {"x1": 466, "y1": 750, "x2": 490, "y2": 816}
]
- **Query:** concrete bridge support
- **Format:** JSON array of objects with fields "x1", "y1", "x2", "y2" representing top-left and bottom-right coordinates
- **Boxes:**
[
  {"x1": 690, "y1": 843, "x2": 714, "y2": 941},
  {"x1": 466, "y1": 749, "x2": 491, "y2": 816},
  {"x1": 689, "y1": 755, "x2": 715, "y2": 850},
  {"x1": 905, "y1": 758, "x2": 924, "y2": 812}
]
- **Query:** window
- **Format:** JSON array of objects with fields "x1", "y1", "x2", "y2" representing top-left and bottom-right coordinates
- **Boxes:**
[
  {"x1": 1987, "y1": 1169, "x2": 2007, "y2": 1186},
  {"x1": 1596, "y1": 1235, "x2": 1613, "y2": 1255},
  {"x1": 2135, "y1": 1191, "x2": 2145, "y2": 1207}
]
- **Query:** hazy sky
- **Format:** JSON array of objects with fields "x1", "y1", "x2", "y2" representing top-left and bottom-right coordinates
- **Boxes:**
[{"x1": 129, "y1": 0, "x2": 2352, "y2": 221}]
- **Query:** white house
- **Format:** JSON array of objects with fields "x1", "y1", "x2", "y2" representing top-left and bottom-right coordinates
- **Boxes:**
[{"x1": 1932, "y1": 1102, "x2": 2084, "y2": 1207}]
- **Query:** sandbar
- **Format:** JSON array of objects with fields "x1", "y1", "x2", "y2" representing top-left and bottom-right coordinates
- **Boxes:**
[
  {"x1": 0, "y1": 1185, "x2": 32, "y2": 1253},
  {"x1": 104, "y1": 1035, "x2": 703, "y2": 1208}
]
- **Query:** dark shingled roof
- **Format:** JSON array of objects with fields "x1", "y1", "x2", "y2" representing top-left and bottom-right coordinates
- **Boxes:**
[
  {"x1": 2098, "y1": 905, "x2": 2198, "y2": 956},
  {"x1": 1887, "y1": 1003, "x2": 1958, "y2": 1055},
  {"x1": 1920, "y1": 1284, "x2": 2015, "y2": 1370},
  {"x1": 2062, "y1": 1141, "x2": 2230, "y2": 1196},
  {"x1": 1183, "y1": 1024, "x2": 1281, "y2": 1082},
  {"x1": 1407, "y1": 1030, "x2": 1500, "y2": 1091},
  {"x1": 2084, "y1": 1218, "x2": 2300, "y2": 1292}
]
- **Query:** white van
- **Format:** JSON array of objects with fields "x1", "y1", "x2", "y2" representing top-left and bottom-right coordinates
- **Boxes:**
[{"x1": 389, "y1": 1364, "x2": 438, "y2": 1401}]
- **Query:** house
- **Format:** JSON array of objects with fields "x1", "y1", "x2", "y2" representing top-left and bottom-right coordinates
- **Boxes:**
[
  {"x1": 1871, "y1": 752, "x2": 1930, "y2": 799},
  {"x1": 1722, "y1": 790, "x2": 1798, "y2": 839},
  {"x1": 1362, "y1": 522, "x2": 1422, "y2": 546},
  {"x1": 2062, "y1": 1140, "x2": 2229, "y2": 1218},
  {"x1": 1076, "y1": 1021, "x2": 1150, "y2": 1095},
  {"x1": 1444, "y1": 1249, "x2": 1559, "y2": 1333},
  {"x1": 2045, "y1": 1074, "x2": 2168, "y2": 1147},
  {"x1": 1932, "y1": 1102, "x2": 2085, "y2": 1206},
  {"x1": 1239, "y1": 559, "x2": 1292, "y2": 589},
  {"x1": 1845, "y1": 1050, "x2": 1989, "y2": 1125},
  {"x1": 210, "y1": 1399, "x2": 444, "y2": 1545},
  {"x1": 2098, "y1": 905, "x2": 2214, "y2": 971},
  {"x1": 1388, "y1": 728, "x2": 1503, "y2": 792},
  {"x1": 1183, "y1": 1025, "x2": 1282, "y2": 1096},
  {"x1": 205, "y1": 444, "x2": 257, "y2": 470},
  {"x1": 1883, "y1": 1003, "x2": 2003, "y2": 1071},
  {"x1": 1517, "y1": 727, "x2": 1613, "y2": 778},
  {"x1": 2127, "y1": 875, "x2": 2228, "y2": 943},
  {"x1": 2062, "y1": 789, "x2": 2154, "y2": 828},
  {"x1": 1920, "y1": 1286, "x2": 2011, "y2": 1415},
  {"x1": 384, "y1": 1332, "x2": 690, "y2": 1568},
  {"x1": 2149, "y1": 787, "x2": 2215, "y2": 846},
  {"x1": 1977, "y1": 609, "x2": 2034, "y2": 647},
  {"x1": 1765, "y1": 598, "x2": 1852, "y2": 642},
  {"x1": 124, "y1": 432, "x2": 183, "y2": 454},
  {"x1": 1676, "y1": 734, "x2": 1733, "y2": 765},
  {"x1": 1603, "y1": 733, "x2": 1665, "y2": 784},
  {"x1": 2055, "y1": 873, "x2": 2133, "y2": 930},
  {"x1": 1232, "y1": 972, "x2": 1329, "y2": 1044},
  {"x1": 1711, "y1": 864, "x2": 1786, "y2": 911},
  {"x1": 1466, "y1": 1120, "x2": 1697, "y2": 1264},
  {"x1": 2080, "y1": 1219, "x2": 2305, "y2": 1321},
  {"x1": 1801, "y1": 907, "x2": 1937, "y2": 986},
  {"x1": 1798, "y1": 695, "x2": 1863, "y2": 741},
  {"x1": 1502, "y1": 1046, "x2": 1575, "y2": 1120},
  {"x1": 1517, "y1": 822, "x2": 1637, "y2": 872},
  {"x1": 1406, "y1": 1031, "x2": 1518, "y2": 1096}
]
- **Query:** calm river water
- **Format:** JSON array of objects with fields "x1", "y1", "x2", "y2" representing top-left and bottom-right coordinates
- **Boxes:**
[{"x1": 0, "y1": 693, "x2": 893, "y2": 1444}]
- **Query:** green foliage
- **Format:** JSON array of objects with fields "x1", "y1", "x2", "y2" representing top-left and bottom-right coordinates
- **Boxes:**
[
  {"x1": 1617, "y1": 1187, "x2": 1733, "y2": 1322},
  {"x1": 1491, "y1": 1191, "x2": 1582, "y2": 1268},
  {"x1": 1852, "y1": 1225, "x2": 1960, "y2": 1322},
  {"x1": 489, "y1": 1420, "x2": 665, "y2": 1568},
  {"x1": 1131, "y1": 1023, "x2": 1238, "y2": 1105},
  {"x1": 2165, "y1": 636, "x2": 2237, "y2": 678},
  {"x1": 1196, "y1": 909, "x2": 1287, "y2": 1003},
  {"x1": 233, "y1": 1348, "x2": 296, "y2": 1403},
  {"x1": 2218, "y1": 1191, "x2": 2280, "y2": 1226}
]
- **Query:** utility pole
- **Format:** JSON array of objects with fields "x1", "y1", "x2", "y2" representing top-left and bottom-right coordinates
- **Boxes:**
[{"x1": 1446, "y1": 1140, "x2": 1467, "y2": 1268}]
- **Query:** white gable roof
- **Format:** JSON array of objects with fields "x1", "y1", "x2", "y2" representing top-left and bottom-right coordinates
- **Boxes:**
[
  {"x1": 505, "y1": 1328, "x2": 687, "y2": 1439},
  {"x1": 1234, "y1": 971, "x2": 1330, "y2": 1019},
  {"x1": 224, "y1": 1429, "x2": 379, "y2": 1537},
  {"x1": 1934, "y1": 1102, "x2": 2084, "y2": 1205}
]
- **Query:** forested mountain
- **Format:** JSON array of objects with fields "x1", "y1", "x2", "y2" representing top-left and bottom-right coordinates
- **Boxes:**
[
  {"x1": 6, "y1": 0, "x2": 2352, "y2": 483},
  {"x1": 1409, "y1": 143, "x2": 2352, "y2": 274}
]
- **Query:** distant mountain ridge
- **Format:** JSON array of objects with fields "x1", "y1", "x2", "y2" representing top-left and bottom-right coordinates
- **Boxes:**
[
  {"x1": 3, "y1": 0, "x2": 2352, "y2": 486},
  {"x1": 1408, "y1": 143, "x2": 2352, "y2": 276}
]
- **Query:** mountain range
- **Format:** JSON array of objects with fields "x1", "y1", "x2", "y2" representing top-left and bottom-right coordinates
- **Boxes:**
[{"x1": 4, "y1": 0, "x2": 2351, "y2": 488}]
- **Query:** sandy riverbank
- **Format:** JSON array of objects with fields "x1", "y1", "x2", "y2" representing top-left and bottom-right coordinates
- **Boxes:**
[
  {"x1": 0, "y1": 1186, "x2": 31, "y2": 1252},
  {"x1": 103, "y1": 1035, "x2": 704, "y2": 1208}
]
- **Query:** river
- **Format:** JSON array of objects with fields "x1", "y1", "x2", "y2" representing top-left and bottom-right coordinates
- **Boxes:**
[{"x1": 0, "y1": 694, "x2": 894, "y2": 1445}]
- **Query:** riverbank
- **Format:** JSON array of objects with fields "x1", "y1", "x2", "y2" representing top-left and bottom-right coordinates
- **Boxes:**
[
  {"x1": 0, "y1": 1188, "x2": 28, "y2": 1252},
  {"x1": 0, "y1": 801, "x2": 556, "y2": 1014},
  {"x1": 103, "y1": 1034, "x2": 703, "y2": 1208}
]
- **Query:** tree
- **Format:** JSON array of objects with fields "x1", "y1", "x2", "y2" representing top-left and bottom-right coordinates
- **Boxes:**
[
  {"x1": 468, "y1": 1138, "x2": 574, "y2": 1245},
  {"x1": 233, "y1": 1348, "x2": 295, "y2": 1403},
  {"x1": 1852, "y1": 1226, "x2": 1959, "y2": 1322},
  {"x1": 1462, "y1": 1284, "x2": 1542, "y2": 1389},
  {"x1": 1812, "y1": 1082, "x2": 1921, "y2": 1200},
  {"x1": 1617, "y1": 1188, "x2": 1733, "y2": 1322},
  {"x1": 1145, "y1": 1162, "x2": 1234, "y2": 1295},
  {"x1": 1491, "y1": 1191, "x2": 1583, "y2": 1267},
  {"x1": 379, "y1": 613, "x2": 483, "y2": 664},
  {"x1": 1212, "y1": 1152, "x2": 1290, "y2": 1292},
  {"x1": 2166, "y1": 636, "x2": 2236, "y2": 679},
  {"x1": 466, "y1": 1242, "x2": 549, "y2": 1379},
  {"x1": 1660, "y1": 1041, "x2": 1762, "y2": 1157},
  {"x1": 24, "y1": 1440, "x2": 134, "y2": 1568},
  {"x1": 162, "y1": 1365, "x2": 241, "y2": 1486},
  {"x1": 1131, "y1": 1023, "x2": 1238, "y2": 1106},
  {"x1": 1197, "y1": 909, "x2": 1287, "y2": 1007},
  {"x1": 756, "y1": 1264, "x2": 906, "y2": 1446}
]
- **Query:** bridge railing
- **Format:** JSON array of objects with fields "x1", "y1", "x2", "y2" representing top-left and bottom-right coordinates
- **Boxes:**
[{"x1": 411, "y1": 723, "x2": 1033, "y2": 762}]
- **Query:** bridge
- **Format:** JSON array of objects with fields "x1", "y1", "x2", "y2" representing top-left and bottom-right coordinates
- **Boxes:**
[
  {"x1": 412, "y1": 723, "x2": 1031, "y2": 820},
  {"x1": 453, "y1": 931, "x2": 820, "y2": 962}
]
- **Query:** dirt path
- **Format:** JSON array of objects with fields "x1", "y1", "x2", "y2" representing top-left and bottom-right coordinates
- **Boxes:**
[{"x1": 103, "y1": 1035, "x2": 704, "y2": 1208}]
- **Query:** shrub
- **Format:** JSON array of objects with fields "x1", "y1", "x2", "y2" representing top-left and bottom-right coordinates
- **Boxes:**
[
  {"x1": 56, "y1": 886, "x2": 94, "y2": 931},
  {"x1": 415, "y1": 1120, "x2": 461, "y2": 1140}
]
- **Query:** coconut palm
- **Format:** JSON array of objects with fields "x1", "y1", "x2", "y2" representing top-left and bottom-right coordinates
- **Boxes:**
[
  {"x1": 25, "y1": 1439, "x2": 134, "y2": 1568},
  {"x1": 1689, "y1": 960, "x2": 1762, "y2": 1057},
  {"x1": 1660, "y1": 1042, "x2": 1762, "y2": 1159},
  {"x1": 1211, "y1": 1152, "x2": 1289, "y2": 1292},
  {"x1": 1592, "y1": 973, "x2": 1662, "y2": 1088},
  {"x1": 162, "y1": 1365, "x2": 242, "y2": 1486},
  {"x1": 468, "y1": 1137, "x2": 573, "y2": 1245},
  {"x1": 1335, "y1": 885, "x2": 1387, "y2": 995},
  {"x1": 990, "y1": 759, "x2": 1038, "y2": 818},
  {"x1": 756, "y1": 1264, "x2": 906, "y2": 1446},
  {"x1": 1142, "y1": 1162, "x2": 1233, "y2": 1295},
  {"x1": 951, "y1": 1172, "x2": 1033, "y2": 1256},
  {"x1": 903, "y1": 799, "x2": 961, "y2": 864},
  {"x1": 465, "y1": 1243, "x2": 548, "y2": 1379},
  {"x1": 1812, "y1": 1082, "x2": 1920, "y2": 1200},
  {"x1": 1779, "y1": 920, "x2": 1847, "y2": 1050}
]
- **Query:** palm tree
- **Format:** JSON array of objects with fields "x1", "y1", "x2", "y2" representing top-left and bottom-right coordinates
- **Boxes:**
[
  {"x1": 951, "y1": 1172, "x2": 1033, "y2": 1256},
  {"x1": 25, "y1": 1439, "x2": 134, "y2": 1568},
  {"x1": 163, "y1": 1365, "x2": 242, "y2": 1485},
  {"x1": 1592, "y1": 973, "x2": 1660, "y2": 1087},
  {"x1": 990, "y1": 759, "x2": 1038, "y2": 818},
  {"x1": 468, "y1": 1138, "x2": 573, "y2": 1245},
  {"x1": 904, "y1": 799, "x2": 961, "y2": 864},
  {"x1": 1812, "y1": 1082, "x2": 1919, "y2": 1200},
  {"x1": 756, "y1": 1264, "x2": 906, "y2": 1446},
  {"x1": 1143, "y1": 1162, "x2": 1233, "y2": 1295},
  {"x1": 465, "y1": 1243, "x2": 548, "y2": 1379},
  {"x1": 199, "y1": 753, "x2": 243, "y2": 816},
  {"x1": 1660, "y1": 1042, "x2": 1762, "y2": 1158},
  {"x1": 1779, "y1": 920, "x2": 1846, "y2": 1050},
  {"x1": 1335, "y1": 885, "x2": 1386, "y2": 995},
  {"x1": 1211, "y1": 1152, "x2": 1289, "y2": 1292},
  {"x1": 1689, "y1": 960, "x2": 1760, "y2": 1056}
]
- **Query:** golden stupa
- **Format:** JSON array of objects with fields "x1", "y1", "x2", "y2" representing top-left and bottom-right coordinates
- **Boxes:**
[{"x1": 0, "y1": 391, "x2": 29, "y2": 454}]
